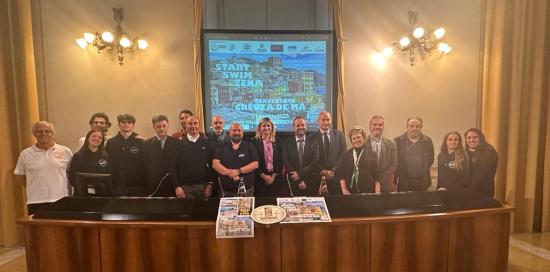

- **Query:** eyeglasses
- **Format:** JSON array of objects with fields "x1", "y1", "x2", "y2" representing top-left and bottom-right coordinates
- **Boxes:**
[{"x1": 35, "y1": 130, "x2": 53, "y2": 134}]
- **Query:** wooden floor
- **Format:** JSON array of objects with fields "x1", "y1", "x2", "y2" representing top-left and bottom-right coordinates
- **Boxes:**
[{"x1": 1, "y1": 232, "x2": 549, "y2": 272}]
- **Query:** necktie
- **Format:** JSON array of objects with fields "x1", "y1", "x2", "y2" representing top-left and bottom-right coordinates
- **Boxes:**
[
  {"x1": 298, "y1": 139, "x2": 304, "y2": 167},
  {"x1": 323, "y1": 132, "x2": 330, "y2": 161}
]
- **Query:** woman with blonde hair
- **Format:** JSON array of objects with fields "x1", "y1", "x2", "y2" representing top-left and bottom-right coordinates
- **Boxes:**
[
  {"x1": 437, "y1": 131, "x2": 470, "y2": 190},
  {"x1": 250, "y1": 117, "x2": 284, "y2": 196}
]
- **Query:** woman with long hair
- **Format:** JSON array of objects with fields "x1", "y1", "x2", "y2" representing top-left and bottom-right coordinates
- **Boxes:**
[
  {"x1": 250, "y1": 117, "x2": 284, "y2": 196},
  {"x1": 337, "y1": 126, "x2": 380, "y2": 194},
  {"x1": 68, "y1": 129, "x2": 112, "y2": 195},
  {"x1": 437, "y1": 131, "x2": 470, "y2": 190},
  {"x1": 464, "y1": 128, "x2": 498, "y2": 197}
]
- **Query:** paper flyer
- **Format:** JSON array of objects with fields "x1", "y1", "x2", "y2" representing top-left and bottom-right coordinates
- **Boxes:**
[
  {"x1": 216, "y1": 197, "x2": 255, "y2": 238},
  {"x1": 276, "y1": 197, "x2": 332, "y2": 224}
]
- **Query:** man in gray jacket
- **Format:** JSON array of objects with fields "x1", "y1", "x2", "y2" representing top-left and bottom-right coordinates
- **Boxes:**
[
  {"x1": 394, "y1": 117, "x2": 434, "y2": 192},
  {"x1": 366, "y1": 115, "x2": 398, "y2": 192}
]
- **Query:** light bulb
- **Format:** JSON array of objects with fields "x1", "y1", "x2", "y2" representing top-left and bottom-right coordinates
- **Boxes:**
[
  {"x1": 399, "y1": 37, "x2": 410, "y2": 48},
  {"x1": 438, "y1": 42, "x2": 452, "y2": 54},
  {"x1": 413, "y1": 27, "x2": 425, "y2": 38},
  {"x1": 371, "y1": 52, "x2": 387, "y2": 69},
  {"x1": 75, "y1": 38, "x2": 88, "y2": 49},
  {"x1": 434, "y1": 28, "x2": 446, "y2": 39},
  {"x1": 382, "y1": 47, "x2": 393, "y2": 57},
  {"x1": 101, "y1": 32, "x2": 114, "y2": 43},
  {"x1": 137, "y1": 39, "x2": 148, "y2": 50},
  {"x1": 83, "y1": 32, "x2": 95, "y2": 43},
  {"x1": 119, "y1": 37, "x2": 132, "y2": 48}
]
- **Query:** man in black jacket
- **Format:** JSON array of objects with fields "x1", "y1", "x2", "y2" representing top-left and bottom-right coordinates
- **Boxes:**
[
  {"x1": 394, "y1": 117, "x2": 434, "y2": 191},
  {"x1": 105, "y1": 114, "x2": 146, "y2": 196},
  {"x1": 283, "y1": 116, "x2": 320, "y2": 196},
  {"x1": 170, "y1": 116, "x2": 216, "y2": 199},
  {"x1": 309, "y1": 111, "x2": 347, "y2": 194},
  {"x1": 143, "y1": 115, "x2": 178, "y2": 197},
  {"x1": 207, "y1": 115, "x2": 229, "y2": 148}
]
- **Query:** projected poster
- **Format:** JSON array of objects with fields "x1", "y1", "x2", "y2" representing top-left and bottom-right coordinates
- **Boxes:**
[{"x1": 203, "y1": 32, "x2": 333, "y2": 132}]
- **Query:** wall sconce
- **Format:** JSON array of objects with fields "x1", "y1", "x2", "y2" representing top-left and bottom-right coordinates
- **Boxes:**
[
  {"x1": 75, "y1": 8, "x2": 148, "y2": 66},
  {"x1": 373, "y1": 11, "x2": 452, "y2": 67}
]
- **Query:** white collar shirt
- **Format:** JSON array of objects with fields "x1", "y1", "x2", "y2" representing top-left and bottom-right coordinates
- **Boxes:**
[{"x1": 14, "y1": 143, "x2": 73, "y2": 204}]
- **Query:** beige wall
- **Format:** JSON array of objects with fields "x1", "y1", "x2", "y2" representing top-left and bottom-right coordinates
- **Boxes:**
[
  {"x1": 33, "y1": 0, "x2": 483, "y2": 151},
  {"x1": 32, "y1": 0, "x2": 195, "y2": 151},
  {"x1": 342, "y1": 0, "x2": 483, "y2": 147}
]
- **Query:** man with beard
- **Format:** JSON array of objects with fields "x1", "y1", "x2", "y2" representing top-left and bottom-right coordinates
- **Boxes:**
[
  {"x1": 105, "y1": 114, "x2": 146, "y2": 196},
  {"x1": 170, "y1": 116, "x2": 216, "y2": 199},
  {"x1": 143, "y1": 115, "x2": 178, "y2": 196},
  {"x1": 394, "y1": 117, "x2": 434, "y2": 191},
  {"x1": 366, "y1": 115, "x2": 398, "y2": 192},
  {"x1": 212, "y1": 123, "x2": 259, "y2": 196},
  {"x1": 207, "y1": 115, "x2": 229, "y2": 147},
  {"x1": 172, "y1": 110, "x2": 193, "y2": 140},
  {"x1": 77, "y1": 112, "x2": 112, "y2": 150},
  {"x1": 283, "y1": 116, "x2": 320, "y2": 196}
]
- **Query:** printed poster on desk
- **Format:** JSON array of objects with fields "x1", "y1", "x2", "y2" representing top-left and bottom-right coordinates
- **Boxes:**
[
  {"x1": 216, "y1": 197, "x2": 255, "y2": 238},
  {"x1": 277, "y1": 197, "x2": 331, "y2": 224}
]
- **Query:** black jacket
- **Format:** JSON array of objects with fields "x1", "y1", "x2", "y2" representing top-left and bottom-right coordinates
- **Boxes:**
[
  {"x1": 282, "y1": 136, "x2": 320, "y2": 180},
  {"x1": 335, "y1": 147, "x2": 379, "y2": 193},
  {"x1": 143, "y1": 136, "x2": 178, "y2": 196},
  {"x1": 394, "y1": 133, "x2": 434, "y2": 191},
  {"x1": 105, "y1": 132, "x2": 146, "y2": 196},
  {"x1": 309, "y1": 129, "x2": 347, "y2": 171},
  {"x1": 467, "y1": 147, "x2": 498, "y2": 197},
  {"x1": 67, "y1": 148, "x2": 112, "y2": 194},
  {"x1": 437, "y1": 152, "x2": 470, "y2": 190}
]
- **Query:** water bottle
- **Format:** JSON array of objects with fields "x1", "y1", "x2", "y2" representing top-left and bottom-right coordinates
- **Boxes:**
[{"x1": 237, "y1": 177, "x2": 247, "y2": 197}]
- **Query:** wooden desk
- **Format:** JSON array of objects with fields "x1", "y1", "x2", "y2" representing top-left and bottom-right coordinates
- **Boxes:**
[{"x1": 19, "y1": 206, "x2": 512, "y2": 272}]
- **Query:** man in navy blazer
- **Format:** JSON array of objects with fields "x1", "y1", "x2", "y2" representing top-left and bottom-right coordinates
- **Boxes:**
[
  {"x1": 143, "y1": 115, "x2": 178, "y2": 196},
  {"x1": 283, "y1": 116, "x2": 321, "y2": 196},
  {"x1": 309, "y1": 111, "x2": 347, "y2": 194}
]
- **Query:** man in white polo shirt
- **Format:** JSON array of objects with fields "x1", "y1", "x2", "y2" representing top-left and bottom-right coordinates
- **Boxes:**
[{"x1": 14, "y1": 121, "x2": 73, "y2": 214}]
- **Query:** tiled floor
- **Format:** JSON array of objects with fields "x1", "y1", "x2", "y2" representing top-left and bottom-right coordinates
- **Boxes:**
[{"x1": 1, "y1": 232, "x2": 550, "y2": 271}]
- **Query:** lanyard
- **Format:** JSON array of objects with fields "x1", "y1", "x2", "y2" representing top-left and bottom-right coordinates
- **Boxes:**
[{"x1": 353, "y1": 148, "x2": 365, "y2": 169}]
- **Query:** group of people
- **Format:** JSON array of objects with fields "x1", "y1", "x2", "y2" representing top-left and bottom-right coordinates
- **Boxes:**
[{"x1": 14, "y1": 110, "x2": 498, "y2": 214}]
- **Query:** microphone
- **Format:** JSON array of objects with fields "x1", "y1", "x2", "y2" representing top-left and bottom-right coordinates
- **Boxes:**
[{"x1": 148, "y1": 172, "x2": 170, "y2": 197}]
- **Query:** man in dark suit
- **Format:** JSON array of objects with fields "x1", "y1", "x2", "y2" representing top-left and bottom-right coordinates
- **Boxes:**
[
  {"x1": 309, "y1": 111, "x2": 347, "y2": 195},
  {"x1": 143, "y1": 115, "x2": 178, "y2": 197},
  {"x1": 283, "y1": 116, "x2": 320, "y2": 196}
]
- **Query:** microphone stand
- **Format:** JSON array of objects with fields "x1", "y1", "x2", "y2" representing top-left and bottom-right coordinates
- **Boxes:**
[
  {"x1": 148, "y1": 172, "x2": 170, "y2": 197},
  {"x1": 286, "y1": 173, "x2": 294, "y2": 197}
]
